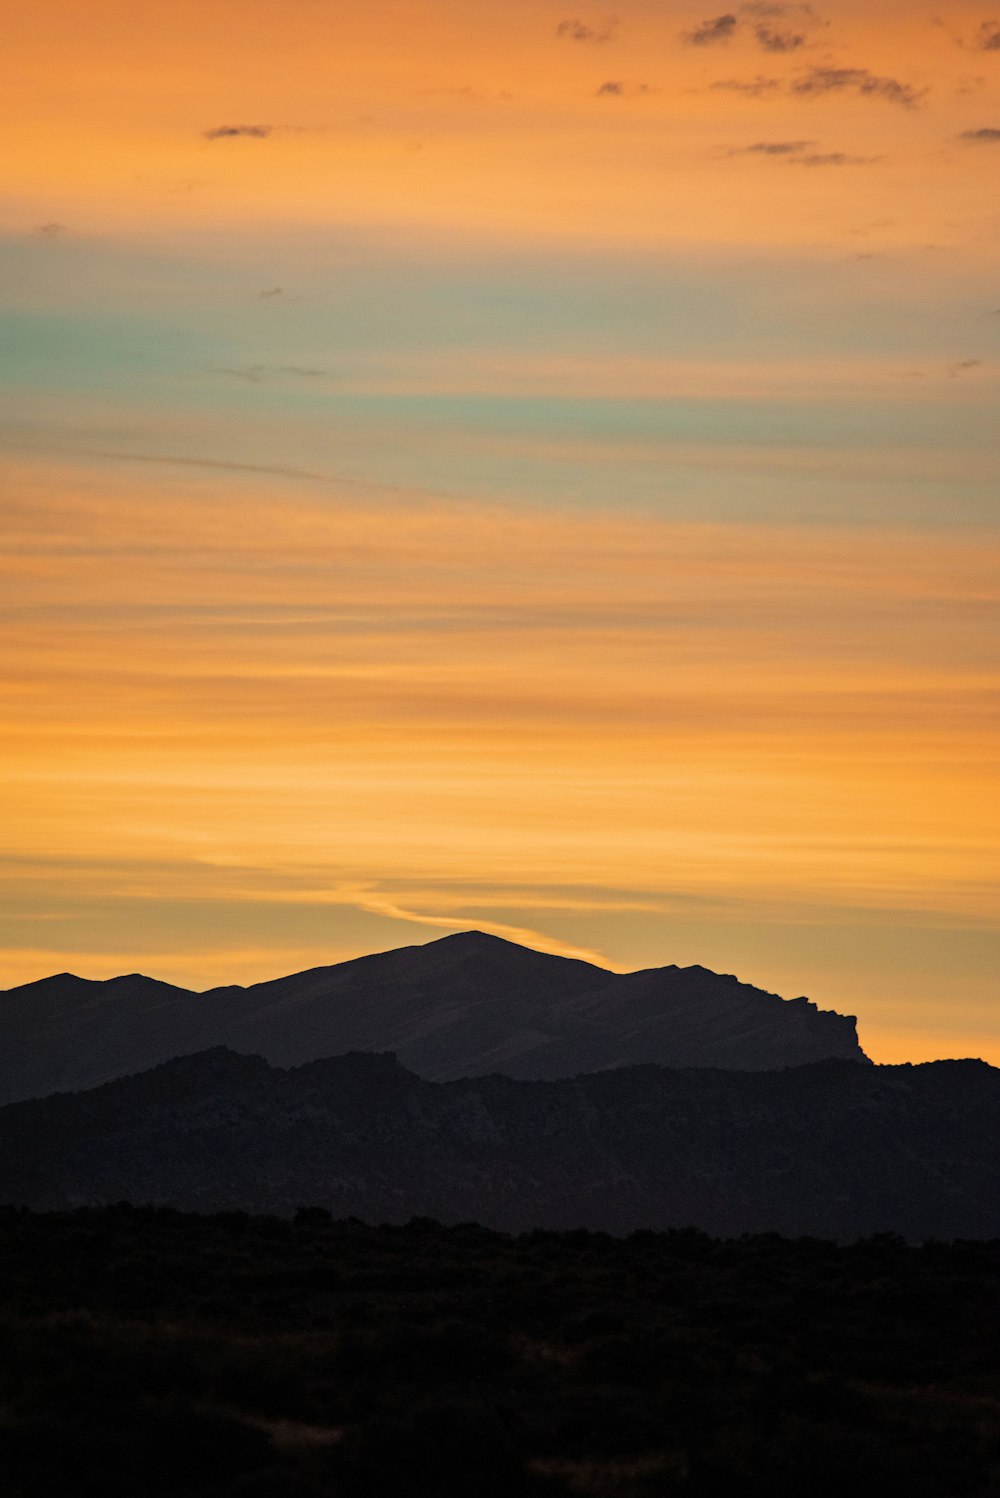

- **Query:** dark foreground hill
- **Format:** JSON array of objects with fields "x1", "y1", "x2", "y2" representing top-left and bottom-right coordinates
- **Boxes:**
[
  {"x1": 2, "y1": 1049, "x2": 997, "y2": 1240},
  {"x1": 0, "y1": 930, "x2": 867, "y2": 1105},
  {"x1": 2, "y1": 1207, "x2": 999, "y2": 1497}
]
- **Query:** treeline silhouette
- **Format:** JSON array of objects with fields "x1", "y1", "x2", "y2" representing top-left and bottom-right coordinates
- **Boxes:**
[{"x1": 1, "y1": 1205, "x2": 999, "y2": 1496}]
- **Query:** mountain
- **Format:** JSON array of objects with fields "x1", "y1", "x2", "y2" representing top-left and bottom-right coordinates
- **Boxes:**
[
  {"x1": 0, "y1": 930, "x2": 868, "y2": 1106},
  {"x1": 0, "y1": 1048, "x2": 996, "y2": 1240}
]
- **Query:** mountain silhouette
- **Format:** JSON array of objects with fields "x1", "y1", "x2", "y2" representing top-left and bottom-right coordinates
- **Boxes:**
[
  {"x1": 0, "y1": 930, "x2": 868, "y2": 1105},
  {"x1": 1, "y1": 1048, "x2": 995, "y2": 1240}
]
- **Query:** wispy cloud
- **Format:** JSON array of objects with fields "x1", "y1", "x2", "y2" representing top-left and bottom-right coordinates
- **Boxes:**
[
  {"x1": 34, "y1": 222, "x2": 66, "y2": 237},
  {"x1": 684, "y1": 13, "x2": 738, "y2": 46},
  {"x1": 711, "y1": 60, "x2": 922, "y2": 108},
  {"x1": 796, "y1": 151, "x2": 878, "y2": 166},
  {"x1": 595, "y1": 80, "x2": 653, "y2": 97},
  {"x1": 754, "y1": 24, "x2": 805, "y2": 51},
  {"x1": 203, "y1": 124, "x2": 273, "y2": 140},
  {"x1": 959, "y1": 126, "x2": 1000, "y2": 140},
  {"x1": 201, "y1": 122, "x2": 328, "y2": 142},
  {"x1": 686, "y1": 5, "x2": 820, "y2": 51},
  {"x1": 710, "y1": 74, "x2": 783, "y2": 95},
  {"x1": 741, "y1": 2, "x2": 824, "y2": 18},
  {"x1": 948, "y1": 358, "x2": 984, "y2": 376},
  {"x1": 730, "y1": 139, "x2": 816, "y2": 154},
  {"x1": 728, "y1": 140, "x2": 877, "y2": 166},
  {"x1": 555, "y1": 17, "x2": 616, "y2": 43},
  {"x1": 711, "y1": 68, "x2": 921, "y2": 105},
  {"x1": 790, "y1": 68, "x2": 924, "y2": 107},
  {"x1": 344, "y1": 889, "x2": 612, "y2": 967}
]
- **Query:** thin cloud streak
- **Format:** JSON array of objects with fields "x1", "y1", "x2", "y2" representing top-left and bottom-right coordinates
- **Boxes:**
[
  {"x1": 203, "y1": 124, "x2": 272, "y2": 140},
  {"x1": 753, "y1": 24, "x2": 806, "y2": 51},
  {"x1": 790, "y1": 67, "x2": 924, "y2": 106},
  {"x1": 347, "y1": 890, "x2": 614, "y2": 967},
  {"x1": 710, "y1": 75, "x2": 784, "y2": 95},
  {"x1": 729, "y1": 140, "x2": 817, "y2": 154},
  {"x1": 795, "y1": 151, "x2": 879, "y2": 166},
  {"x1": 684, "y1": 13, "x2": 738, "y2": 45},
  {"x1": 724, "y1": 140, "x2": 877, "y2": 166},
  {"x1": 555, "y1": 16, "x2": 616, "y2": 42},
  {"x1": 711, "y1": 66, "x2": 924, "y2": 108}
]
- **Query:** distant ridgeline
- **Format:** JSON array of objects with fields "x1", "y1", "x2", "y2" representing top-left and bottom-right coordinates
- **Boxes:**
[
  {"x1": 0, "y1": 1049, "x2": 997, "y2": 1240},
  {"x1": 0, "y1": 930, "x2": 867, "y2": 1106},
  {"x1": 3, "y1": 932, "x2": 995, "y2": 1241}
]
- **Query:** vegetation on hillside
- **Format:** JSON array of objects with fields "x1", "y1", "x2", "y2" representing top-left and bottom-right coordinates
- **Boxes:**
[{"x1": 1, "y1": 1205, "x2": 999, "y2": 1496}]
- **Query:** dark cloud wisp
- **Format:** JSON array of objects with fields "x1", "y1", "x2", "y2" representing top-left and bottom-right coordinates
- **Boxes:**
[
  {"x1": 685, "y1": 6, "x2": 822, "y2": 51},
  {"x1": 684, "y1": 13, "x2": 738, "y2": 45},
  {"x1": 974, "y1": 20, "x2": 1000, "y2": 50},
  {"x1": 959, "y1": 126, "x2": 1000, "y2": 140},
  {"x1": 731, "y1": 139, "x2": 816, "y2": 153},
  {"x1": 728, "y1": 140, "x2": 876, "y2": 166},
  {"x1": 710, "y1": 74, "x2": 783, "y2": 95},
  {"x1": 754, "y1": 24, "x2": 805, "y2": 51},
  {"x1": 555, "y1": 17, "x2": 616, "y2": 42},
  {"x1": 595, "y1": 80, "x2": 653, "y2": 96},
  {"x1": 741, "y1": 2, "x2": 824, "y2": 18},
  {"x1": 711, "y1": 64, "x2": 921, "y2": 107},
  {"x1": 790, "y1": 68, "x2": 924, "y2": 107},
  {"x1": 203, "y1": 125, "x2": 273, "y2": 140},
  {"x1": 795, "y1": 151, "x2": 878, "y2": 166}
]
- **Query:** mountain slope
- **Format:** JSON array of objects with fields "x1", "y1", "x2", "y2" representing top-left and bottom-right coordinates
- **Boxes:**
[
  {"x1": 0, "y1": 930, "x2": 868, "y2": 1105},
  {"x1": 0, "y1": 1048, "x2": 995, "y2": 1240}
]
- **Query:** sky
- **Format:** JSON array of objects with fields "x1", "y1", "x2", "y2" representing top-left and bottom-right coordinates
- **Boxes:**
[{"x1": 2, "y1": 0, "x2": 998, "y2": 1063}]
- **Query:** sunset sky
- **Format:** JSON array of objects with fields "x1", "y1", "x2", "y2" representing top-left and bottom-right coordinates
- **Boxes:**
[{"x1": 2, "y1": 0, "x2": 998, "y2": 1063}]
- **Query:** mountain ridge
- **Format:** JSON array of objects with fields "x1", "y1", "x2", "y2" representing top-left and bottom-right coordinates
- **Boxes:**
[
  {"x1": 0, "y1": 929, "x2": 868, "y2": 1106},
  {"x1": 0, "y1": 1046, "x2": 994, "y2": 1240}
]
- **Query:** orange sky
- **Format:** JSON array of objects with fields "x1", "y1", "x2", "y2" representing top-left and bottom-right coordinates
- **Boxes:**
[
  {"x1": 4, "y1": 0, "x2": 1000, "y2": 246},
  {"x1": 2, "y1": 0, "x2": 998, "y2": 1063}
]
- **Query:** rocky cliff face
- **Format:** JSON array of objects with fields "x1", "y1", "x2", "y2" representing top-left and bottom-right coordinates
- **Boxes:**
[
  {"x1": 1, "y1": 1048, "x2": 995, "y2": 1241},
  {"x1": 0, "y1": 931, "x2": 867, "y2": 1105}
]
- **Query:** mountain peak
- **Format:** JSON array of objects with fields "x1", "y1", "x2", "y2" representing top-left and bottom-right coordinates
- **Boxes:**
[
  {"x1": 0, "y1": 934, "x2": 869, "y2": 1106},
  {"x1": 430, "y1": 929, "x2": 517, "y2": 951},
  {"x1": 423, "y1": 929, "x2": 607, "y2": 972}
]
